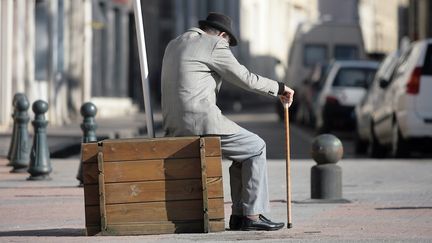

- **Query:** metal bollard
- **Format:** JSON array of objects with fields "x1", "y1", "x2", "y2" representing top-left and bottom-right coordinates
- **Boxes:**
[
  {"x1": 9, "y1": 95, "x2": 31, "y2": 173},
  {"x1": 7, "y1": 93, "x2": 26, "y2": 165},
  {"x1": 27, "y1": 100, "x2": 52, "y2": 181},
  {"x1": 310, "y1": 134, "x2": 348, "y2": 202},
  {"x1": 76, "y1": 102, "x2": 98, "y2": 186}
]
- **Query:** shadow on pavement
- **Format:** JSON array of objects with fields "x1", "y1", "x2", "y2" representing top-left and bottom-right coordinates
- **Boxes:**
[{"x1": 0, "y1": 228, "x2": 85, "y2": 237}]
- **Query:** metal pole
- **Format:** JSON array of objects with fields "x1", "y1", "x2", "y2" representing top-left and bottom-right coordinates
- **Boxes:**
[
  {"x1": 133, "y1": 0, "x2": 155, "y2": 138},
  {"x1": 284, "y1": 103, "x2": 292, "y2": 228},
  {"x1": 47, "y1": 0, "x2": 58, "y2": 125}
]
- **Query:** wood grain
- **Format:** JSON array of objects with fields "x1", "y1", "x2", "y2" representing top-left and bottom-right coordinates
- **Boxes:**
[
  {"x1": 105, "y1": 198, "x2": 224, "y2": 224},
  {"x1": 101, "y1": 137, "x2": 220, "y2": 161},
  {"x1": 102, "y1": 220, "x2": 225, "y2": 235},
  {"x1": 103, "y1": 157, "x2": 222, "y2": 183},
  {"x1": 104, "y1": 177, "x2": 223, "y2": 204},
  {"x1": 81, "y1": 142, "x2": 99, "y2": 163}
]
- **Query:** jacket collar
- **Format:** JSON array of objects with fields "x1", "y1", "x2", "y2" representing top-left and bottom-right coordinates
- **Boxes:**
[{"x1": 188, "y1": 27, "x2": 205, "y2": 34}]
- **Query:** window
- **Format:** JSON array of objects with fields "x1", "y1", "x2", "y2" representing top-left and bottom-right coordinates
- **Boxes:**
[
  {"x1": 304, "y1": 44, "x2": 327, "y2": 67},
  {"x1": 422, "y1": 44, "x2": 432, "y2": 75},
  {"x1": 394, "y1": 46, "x2": 413, "y2": 78},
  {"x1": 333, "y1": 67, "x2": 377, "y2": 88},
  {"x1": 334, "y1": 45, "x2": 359, "y2": 60}
]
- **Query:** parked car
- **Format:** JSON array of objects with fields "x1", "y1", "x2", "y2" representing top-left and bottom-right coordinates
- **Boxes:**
[
  {"x1": 369, "y1": 38, "x2": 432, "y2": 157},
  {"x1": 277, "y1": 21, "x2": 366, "y2": 121},
  {"x1": 354, "y1": 51, "x2": 401, "y2": 154},
  {"x1": 314, "y1": 60, "x2": 379, "y2": 133}
]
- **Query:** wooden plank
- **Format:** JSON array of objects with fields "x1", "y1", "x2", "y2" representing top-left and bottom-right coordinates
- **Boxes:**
[
  {"x1": 103, "y1": 157, "x2": 222, "y2": 183},
  {"x1": 103, "y1": 220, "x2": 225, "y2": 235},
  {"x1": 104, "y1": 177, "x2": 223, "y2": 204},
  {"x1": 82, "y1": 162, "x2": 98, "y2": 185},
  {"x1": 81, "y1": 142, "x2": 99, "y2": 163},
  {"x1": 83, "y1": 184, "x2": 99, "y2": 206},
  {"x1": 100, "y1": 137, "x2": 221, "y2": 161},
  {"x1": 201, "y1": 137, "x2": 221, "y2": 157},
  {"x1": 83, "y1": 142, "x2": 101, "y2": 235},
  {"x1": 98, "y1": 151, "x2": 107, "y2": 232},
  {"x1": 209, "y1": 219, "x2": 226, "y2": 232},
  {"x1": 105, "y1": 198, "x2": 224, "y2": 224},
  {"x1": 199, "y1": 137, "x2": 209, "y2": 233},
  {"x1": 84, "y1": 205, "x2": 101, "y2": 226},
  {"x1": 85, "y1": 225, "x2": 101, "y2": 236}
]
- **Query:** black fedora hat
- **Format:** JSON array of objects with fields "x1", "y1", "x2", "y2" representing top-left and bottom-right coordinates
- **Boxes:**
[{"x1": 199, "y1": 12, "x2": 238, "y2": 46}]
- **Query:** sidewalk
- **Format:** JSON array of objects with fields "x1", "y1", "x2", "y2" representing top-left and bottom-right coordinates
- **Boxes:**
[
  {"x1": 1, "y1": 156, "x2": 431, "y2": 242},
  {"x1": 1, "y1": 111, "x2": 432, "y2": 242},
  {"x1": 0, "y1": 112, "x2": 162, "y2": 158}
]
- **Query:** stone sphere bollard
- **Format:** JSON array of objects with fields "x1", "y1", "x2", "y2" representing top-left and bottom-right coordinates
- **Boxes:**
[
  {"x1": 76, "y1": 102, "x2": 98, "y2": 186},
  {"x1": 9, "y1": 95, "x2": 31, "y2": 173},
  {"x1": 310, "y1": 134, "x2": 344, "y2": 200},
  {"x1": 27, "y1": 100, "x2": 52, "y2": 181}
]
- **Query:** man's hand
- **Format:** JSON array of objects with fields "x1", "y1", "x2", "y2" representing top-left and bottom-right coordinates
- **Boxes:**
[{"x1": 279, "y1": 85, "x2": 294, "y2": 107}]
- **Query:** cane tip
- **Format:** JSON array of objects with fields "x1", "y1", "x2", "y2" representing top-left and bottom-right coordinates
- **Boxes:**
[{"x1": 287, "y1": 223, "x2": 292, "y2": 229}]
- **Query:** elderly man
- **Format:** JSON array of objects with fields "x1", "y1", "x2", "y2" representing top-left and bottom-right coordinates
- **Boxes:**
[{"x1": 161, "y1": 12, "x2": 294, "y2": 231}]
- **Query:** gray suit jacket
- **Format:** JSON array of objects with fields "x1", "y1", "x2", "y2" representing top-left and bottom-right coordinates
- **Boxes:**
[{"x1": 161, "y1": 28, "x2": 279, "y2": 136}]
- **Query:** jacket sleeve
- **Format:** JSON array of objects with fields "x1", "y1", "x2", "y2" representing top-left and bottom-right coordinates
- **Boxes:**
[{"x1": 208, "y1": 39, "x2": 280, "y2": 97}]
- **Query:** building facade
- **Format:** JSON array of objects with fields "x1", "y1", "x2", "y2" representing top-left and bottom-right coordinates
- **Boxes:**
[{"x1": 1, "y1": 0, "x2": 429, "y2": 130}]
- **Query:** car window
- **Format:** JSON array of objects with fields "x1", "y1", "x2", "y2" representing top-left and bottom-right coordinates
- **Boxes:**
[
  {"x1": 316, "y1": 63, "x2": 332, "y2": 90},
  {"x1": 395, "y1": 46, "x2": 413, "y2": 76},
  {"x1": 332, "y1": 67, "x2": 377, "y2": 88},
  {"x1": 304, "y1": 44, "x2": 327, "y2": 67},
  {"x1": 423, "y1": 44, "x2": 432, "y2": 75},
  {"x1": 374, "y1": 53, "x2": 397, "y2": 81},
  {"x1": 382, "y1": 56, "x2": 399, "y2": 80},
  {"x1": 334, "y1": 45, "x2": 359, "y2": 60}
]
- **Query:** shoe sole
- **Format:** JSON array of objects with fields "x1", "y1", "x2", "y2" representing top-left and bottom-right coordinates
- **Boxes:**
[{"x1": 241, "y1": 226, "x2": 283, "y2": 231}]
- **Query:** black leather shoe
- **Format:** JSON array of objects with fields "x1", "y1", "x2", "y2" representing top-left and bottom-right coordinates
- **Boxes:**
[
  {"x1": 241, "y1": 215, "x2": 285, "y2": 231},
  {"x1": 259, "y1": 214, "x2": 285, "y2": 228},
  {"x1": 229, "y1": 215, "x2": 243, "y2": 230}
]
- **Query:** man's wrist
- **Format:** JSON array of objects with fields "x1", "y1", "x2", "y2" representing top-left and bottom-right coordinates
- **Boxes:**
[{"x1": 277, "y1": 82, "x2": 285, "y2": 95}]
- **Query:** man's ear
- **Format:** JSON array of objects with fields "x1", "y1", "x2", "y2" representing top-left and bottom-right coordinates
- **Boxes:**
[{"x1": 217, "y1": 32, "x2": 226, "y2": 37}]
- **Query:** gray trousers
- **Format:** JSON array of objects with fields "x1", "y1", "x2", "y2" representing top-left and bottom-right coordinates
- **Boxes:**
[{"x1": 219, "y1": 127, "x2": 270, "y2": 216}]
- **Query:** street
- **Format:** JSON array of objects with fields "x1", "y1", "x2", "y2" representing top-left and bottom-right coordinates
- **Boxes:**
[{"x1": 224, "y1": 105, "x2": 357, "y2": 160}]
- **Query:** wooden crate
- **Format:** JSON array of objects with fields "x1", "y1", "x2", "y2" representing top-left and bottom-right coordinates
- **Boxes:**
[{"x1": 82, "y1": 137, "x2": 225, "y2": 236}]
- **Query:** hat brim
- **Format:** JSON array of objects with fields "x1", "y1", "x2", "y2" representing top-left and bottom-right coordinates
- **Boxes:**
[{"x1": 199, "y1": 20, "x2": 238, "y2": 46}]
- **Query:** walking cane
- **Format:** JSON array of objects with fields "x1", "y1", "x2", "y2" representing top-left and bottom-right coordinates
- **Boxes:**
[{"x1": 284, "y1": 102, "x2": 292, "y2": 228}]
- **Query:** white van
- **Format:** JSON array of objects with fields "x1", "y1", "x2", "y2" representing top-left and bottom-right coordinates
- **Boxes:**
[{"x1": 281, "y1": 21, "x2": 366, "y2": 120}]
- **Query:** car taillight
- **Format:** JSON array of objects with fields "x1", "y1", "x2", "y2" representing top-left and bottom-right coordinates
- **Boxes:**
[
  {"x1": 326, "y1": 95, "x2": 339, "y2": 105},
  {"x1": 406, "y1": 67, "x2": 422, "y2": 94}
]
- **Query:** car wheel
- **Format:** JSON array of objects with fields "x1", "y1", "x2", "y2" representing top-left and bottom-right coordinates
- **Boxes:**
[
  {"x1": 368, "y1": 124, "x2": 386, "y2": 158},
  {"x1": 391, "y1": 121, "x2": 409, "y2": 158},
  {"x1": 315, "y1": 114, "x2": 330, "y2": 134},
  {"x1": 354, "y1": 133, "x2": 368, "y2": 154}
]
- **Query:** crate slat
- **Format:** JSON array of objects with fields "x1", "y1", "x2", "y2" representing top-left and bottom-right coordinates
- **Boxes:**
[
  {"x1": 105, "y1": 198, "x2": 224, "y2": 224},
  {"x1": 104, "y1": 177, "x2": 223, "y2": 204},
  {"x1": 81, "y1": 143, "x2": 99, "y2": 163},
  {"x1": 102, "y1": 220, "x2": 225, "y2": 235},
  {"x1": 103, "y1": 157, "x2": 221, "y2": 183},
  {"x1": 101, "y1": 137, "x2": 221, "y2": 161}
]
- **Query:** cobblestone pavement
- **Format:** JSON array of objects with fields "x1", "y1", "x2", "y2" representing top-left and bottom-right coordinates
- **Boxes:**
[{"x1": 1, "y1": 157, "x2": 431, "y2": 242}]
